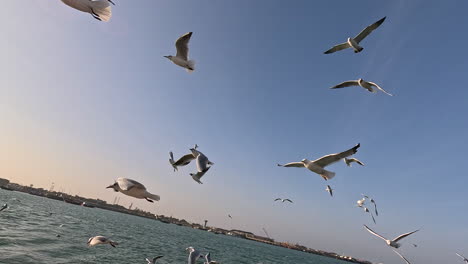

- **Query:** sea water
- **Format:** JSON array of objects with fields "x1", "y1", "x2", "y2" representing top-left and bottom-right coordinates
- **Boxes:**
[{"x1": 0, "y1": 189, "x2": 347, "y2": 264}]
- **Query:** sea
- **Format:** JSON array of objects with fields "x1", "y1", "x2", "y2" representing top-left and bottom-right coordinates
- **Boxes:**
[{"x1": 0, "y1": 189, "x2": 348, "y2": 264}]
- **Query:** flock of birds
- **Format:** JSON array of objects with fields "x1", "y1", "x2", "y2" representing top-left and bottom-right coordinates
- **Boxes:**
[{"x1": 0, "y1": 1, "x2": 462, "y2": 264}]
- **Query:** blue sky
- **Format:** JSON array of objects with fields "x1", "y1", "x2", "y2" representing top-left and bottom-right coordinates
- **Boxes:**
[{"x1": 0, "y1": 0, "x2": 467, "y2": 263}]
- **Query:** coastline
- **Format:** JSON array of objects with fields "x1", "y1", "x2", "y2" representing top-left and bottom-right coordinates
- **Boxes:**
[{"x1": 0, "y1": 180, "x2": 372, "y2": 264}]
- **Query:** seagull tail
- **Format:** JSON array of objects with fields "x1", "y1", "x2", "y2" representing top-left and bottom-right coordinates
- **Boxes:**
[
  {"x1": 89, "y1": 0, "x2": 112, "y2": 22},
  {"x1": 146, "y1": 193, "x2": 160, "y2": 202},
  {"x1": 321, "y1": 171, "x2": 336, "y2": 180},
  {"x1": 354, "y1": 47, "x2": 364, "y2": 53},
  {"x1": 186, "y1": 60, "x2": 195, "y2": 73}
]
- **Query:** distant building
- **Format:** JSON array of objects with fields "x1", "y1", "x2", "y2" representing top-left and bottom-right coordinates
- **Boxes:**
[{"x1": 0, "y1": 178, "x2": 9, "y2": 187}]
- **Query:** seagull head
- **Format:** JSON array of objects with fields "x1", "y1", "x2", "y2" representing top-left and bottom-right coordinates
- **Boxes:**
[
  {"x1": 301, "y1": 158, "x2": 309, "y2": 163},
  {"x1": 185, "y1": 247, "x2": 195, "y2": 252},
  {"x1": 106, "y1": 182, "x2": 119, "y2": 192}
]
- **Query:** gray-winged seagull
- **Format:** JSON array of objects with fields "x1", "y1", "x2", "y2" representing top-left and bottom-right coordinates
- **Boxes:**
[
  {"x1": 331, "y1": 79, "x2": 393, "y2": 96},
  {"x1": 61, "y1": 0, "x2": 115, "y2": 21},
  {"x1": 324, "y1": 17, "x2": 386, "y2": 54},
  {"x1": 364, "y1": 225, "x2": 419, "y2": 248},
  {"x1": 106, "y1": 178, "x2": 160, "y2": 202},
  {"x1": 169, "y1": 144, "x2": 198, "y2": 171},
  {"x1": 277, "y1": 143, "x2": 360, "y2": 180},
  {"x1": 186, "y1": 247, "x2": 204, "y2": 264},
  {"x1": 164, "y1": 32, "x2": 195, "y2": 72},
  {"x1": 146, "y1": 256, "x2": 164, "y2": 264},
  {"x1": 87, "y1": 236, "x2": 118, "y2": 247}
]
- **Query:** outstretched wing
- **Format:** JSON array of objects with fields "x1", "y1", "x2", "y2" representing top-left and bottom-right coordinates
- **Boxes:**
[
  {"x1": 117, "y1": 178, "x2": 146, "y2": 191},
  {"x1": 456, "y1": 253, "x2": 468, "y2": 261},
  {"x1": 353, "y1": 158, "x2": 365, "y2": 166},
  {"x1": 175, "y1": 32, "x2": 192, "y2": 60},
  {"x1": 277, "y1": 162, "x2": 304, "y2": 168},
  {"x1": 392, "y1": 249, "x2": 411, "y2": 264},
  {"x1": 284, "y1": 199, "x2": 293, "y2": 203},
  {"x1": 274, "y1": 198, "x2": 282, "y2": 201},
  {"x1": 331, "y1": 80, "x2": 359, "y2": 89},
  {"x1": 354, "y1": 17, "x2": 386, "y2": 43},
  {"x1": 363, "y1": 224, "x2": 387, "y2": 241},
  {"x1": 393, "y1": 229, "x2": 419, "y2": 242},
  {"x1": 313, "y1": 144, "x2": 360, "y2": 168},
  {"x1": 173, "y1": 153, "x2": 196, "y2": 166},
  {"x1": 368, "y1": 82, "x2": 393, "y2": 96},
  {"x1": 324, "y1": 42, "x2": 350, "y2": 54}
]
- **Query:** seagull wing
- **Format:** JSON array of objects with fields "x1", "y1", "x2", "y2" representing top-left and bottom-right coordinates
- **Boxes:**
[
  {"x1": 368, "y1": 81, "x2": 393, "y2": 96},
  {"x1": 324, "y1": 42, "x2": 350, "y2": 54},
  {"x1": 373, "y1": 202, "x2": 378, "y2": 216},
  {"x1": 196, "y1": 153, "x2": 210, "y2": 172},
  {"x1": 354, "y1": 17, "x2": 386, "y2": 43},
  {"x1": 205, "y1": 252, "x2": 212, "y2": 262},
  {"x1": 312, "y1": 144, "x2": 360, "y2": 168},
  {"x1": 277, "y1": 161, "x2": 305, "y2": 168},
  {"x1": 173, "y1": 153, "x2": 196, "y2": 166},
  {"x1": 331, "y1": 80, "x2": 359, "y2": 89},
  {"x1": 175, "y1": 32, "x2": 192, "y2": 61},
  {"x1": 145, "y1": 258, "x2": 152, "y2": 264},
  {"x1": 284, "y1": 199, "x2": 293, "y2": 203},
  {"x1": 354, "y1": 158, "x2": 365, "y2": 166},
  {"x1": 392, "y1": 249, "x2": 411, "y2": 264},
  {"x1": 370, "y1": 212, "x2": 376, "y2": 224},
  {"x1": 364, "y1": 224, "x2": 387, "y2": 241},
  {"x1": 152, "y1": 256, "x2": 164, "y2": 263},
  {"x1": 274, "y1": 198, "x2": 282, "y2": 201},
  {"x1": 393, "y1": 229, "x2": 419, "y2": 242},
  {"x1": 117, "y1": 178, "x2": 146, "y2": 191},
  {"x1": 456, "y1": 253, "x2": 468, "y2": 260}
]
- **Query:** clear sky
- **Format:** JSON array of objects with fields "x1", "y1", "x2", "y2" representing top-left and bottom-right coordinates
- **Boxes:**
[{"x1": 1, "y1": 0, "x2": 467, "y2": 263}]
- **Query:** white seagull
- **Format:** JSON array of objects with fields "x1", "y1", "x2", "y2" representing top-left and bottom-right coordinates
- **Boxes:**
[
  {"x1": 277, "y1": 143, "x2": 360, "y2": 180},
  {"x1": 189, "y1": 148, "x2": 214, "y2": 183},
  {"x1": 164, "y1": 32, "x2": 195, "y2": 72},
  {"x1": 146, "y1": 256, "x2": 164, "y2": 264},
  {"x1": 364, "y1": 225, "x2": 419, "y2": 248},
  {"x1": 344, "y1": 157, "x2": 365, "y2": 167},
  {"x1": 456, "y1": 253, "x2": 468, "y2": 263},
  {"x1": 186, "y1": 247, "x2": 204, "y2": 264},
  {"x1": 274, "y1": 198, "x2": 293, "y2": 203},
  {"x1": 325, "y1": 185, "x2": 333, "y2": 197},
  {"x1": 169, "y1": 144, "x2": 198, "y2": 171},
  {"x1": 87, "y1": 236, "x2": 118, "y2": 247},
  {"x1": 392, "y1": 249, "x2": 411, "y2": 264},
  {"x1": 331, "y1": 79, "x2": 393, "y2": 96},
  {"x1": 324, "y1": 17, "x2": 386, "y2": 54},
  {"x1": 106, "y1": 178, "x2": 160, "y2": 203},
  {"x1": 204, "y1": 252, "x2": 219, "y2": 264},
  {"x1": 61, "y1": 0, "x2": 115, "y2": 22}
]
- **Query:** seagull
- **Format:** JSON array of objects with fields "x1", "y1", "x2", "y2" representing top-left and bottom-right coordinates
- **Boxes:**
[
  {"x1": 228, "y1": 214, "x2": 232, "y2": 219},
  {"x1": 0, "y1": 204, "x2": 7, "y2": 212},
  {"x1": 146, "y1": 256, "x2": 164, "y2": 264},
  {"x1": 362, "y1": 194, "x2": 378, "y2": 216},
  {"x1": 363, "y1": 225, "x2": 419, "y2": 248},
  {"x1": 87, "y1": 236, "x2": 118, "y2": 247},
  {"x1": 274, "y1": 198, "x2": 293, "y2": 203},
  {"x1": 344, "y1": 158, "x2": 365, "y2": 167},
  {"x1": 186, "y1": 247, "x2": 204, "y2": 264},
  {"x1": 164, "y1": 32, "x2": 195, "y2": 72},
  {"x1": 331, "y1": 79, "x2": 393, "y2": 96},
  {"x1": 392, "y1": 249, "x2": 411, "y2": 264},
  {"x1": 325, "y1": 185, "x2": 333, "y2": 197},
  {"x1": 169, "y1": 144, "x2": 198, "y2": 171},
  {"x1": 191, "y1": 148, "x2": 214, "y2": 173},
  {"x1": 190, "y1": 166, "x2": 211, "y2": 184},
  {"x1": 277, "y1": 143, "x2": 360, "y2": 180},
  {"x1": 456, "y1": 253, "x2": 468, "y2": 263},
  {"x1": 61, "y1": 0, "x2": 115, "y2": 22},
  {"x1": 324, "y1": 17, "x2": 386, "y2": 54},
  {"x1": 204, "y1": 252, "x2": 219, "y2": 264},
  {"x1": 106, "y1": 178, "x2": 160, "y2": 203}
]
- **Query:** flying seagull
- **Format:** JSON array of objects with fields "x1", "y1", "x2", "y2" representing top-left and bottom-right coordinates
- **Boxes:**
[
  {"x1": 61, "y1": 0, "x2": 115, "y2": 22},
  {"x1": 87, "y1": 236, "x2": 118, "y2": 247},
  {"x1": 456, "y1": 253, "x2": 468, "y2": 263},
  {"x1": 324, "y1": 17, "x2": 386, "y2": 54},
  {"x1": 392, "y1": 249, "x2": 411, "y2": 264},
  {"x1": 344, "y1": 157, "x2": 365, "y2": 167},
  {"x1": 204, "y1": 252, "x2": 219, "y2": 264},
  {"x1": 0, "y1": 204, "x2": 7, "y2": 212},
  {"x1": 325, "y1": 185, "x2": 333, "y2": 197},
  {"x1": 186, "y1": 247, "x2": 204, "y2": 264},
  {"x1": 164, "y1": 32, "x2": 195, "y2": 72},
  {"x1": 169, "y1": 144, "x2": 198, "y2": 171},
  {"x1": 106, "y1": 178, "x2": 160, "y2": 203},
  {"x1": 363, "y1": 225, "x2": 419, "y2": 248},
  {"x1": 228, "y1": 214, "x2": 232, "y2": 219},
  {"x1": 277, "y1": 143, "x2": 360, "y2": 180},
  {"x1": 274, "y1": 198, "x2": 293, "y2": 203},
  {"x1": 331, "y1": 79, "x2": 393, "y2": 96},
  {"x1": 146, "y1": 256, "x2": 164, "y2": 264},
  {"x1": 362, "y1": 194, "x2": 378, "y2": 216},
  {"x1": 189, "y1": 148, "x2": 214, "y2": 183}
]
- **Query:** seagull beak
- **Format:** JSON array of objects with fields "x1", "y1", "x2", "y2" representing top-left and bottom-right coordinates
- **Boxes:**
[
  {"x1": 163, "y1": 56, "x2": 169, "y2": 59},
  {"x1": 106, "y1": 185, "x2": 113, "y2": 189},
  {"x1": 108, "y1": 0, "x2": 115, "y2": 5}
]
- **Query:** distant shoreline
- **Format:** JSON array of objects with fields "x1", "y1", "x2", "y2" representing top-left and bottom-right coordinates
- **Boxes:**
[{"x1": 0, "y1": 180, "x2": 372, "y2": 264}]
